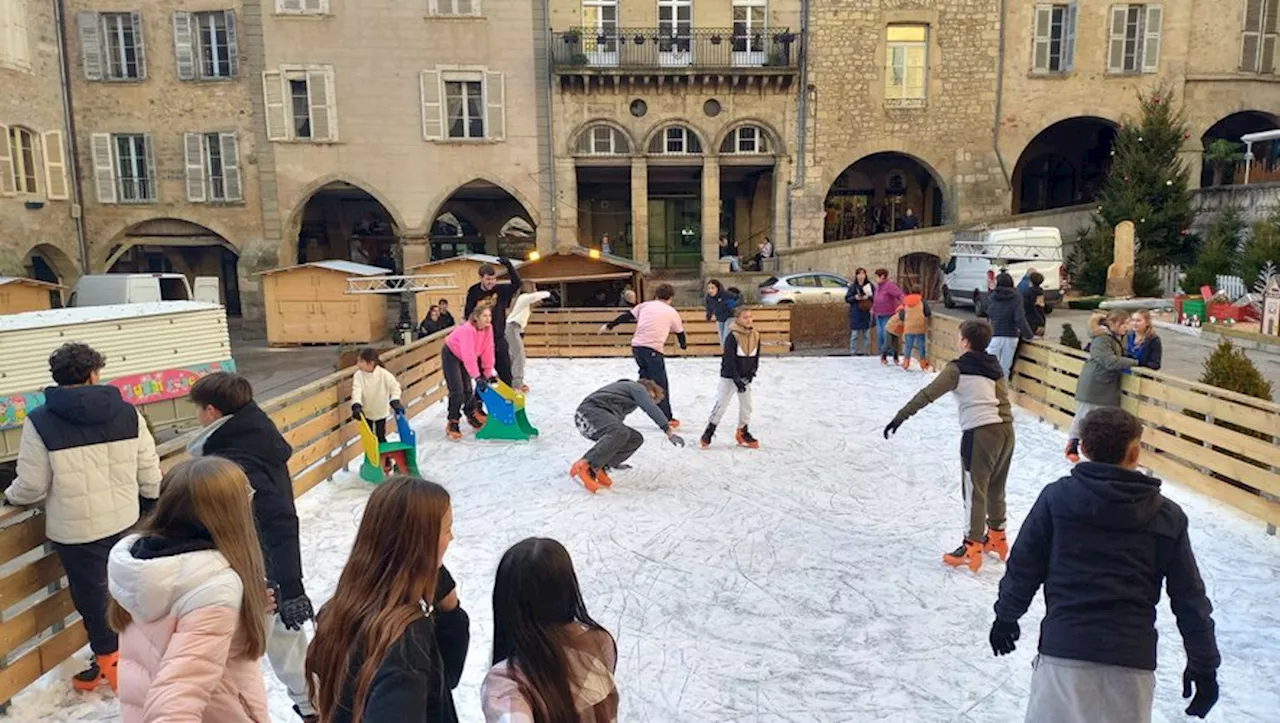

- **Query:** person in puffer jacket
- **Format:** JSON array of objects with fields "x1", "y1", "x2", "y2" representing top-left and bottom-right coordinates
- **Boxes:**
[
  {"x1": 4, "y1": 342, "x2": 162, "y2": 693},
  {"x1": 984, "y1": 272, "x2": 1035, "y2": 379},
  {"x1": 1065, "y1": 310, "x2": 1136, "y2": 463},
  {"x1": 107, "y1": 457, "x2": 271, "y2": 723},
  {"x1": 896, "y1": 286, "x2": 933, "y2": 370}
]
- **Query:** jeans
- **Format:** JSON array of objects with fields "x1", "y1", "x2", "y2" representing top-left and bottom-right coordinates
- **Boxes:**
[
  {"x1": 876, "y1": 315, "x2": 898, "y2": 360},
  {"x1": 903, "y1": 333, "x2": 926, "y2": 360},
  {"x1": 55, "y1": 531, "x2": 126, "y2": 656},
  {"x1": 716, "y1": 319, "x2": 730, "y2": 346},
  {"x1": 987, "y1": 336, "x2": 1020, "y2": 379},
  {"x1": 850, "y1": 328, "x2": 872, "y2": 355},
  {"x1": 442, "y1": 346, "x2": 477, "y2": 422},
  {"x1": 632, "y1": 346, "x2": 673, "y2": 420},
  {"x1": 576, "y1": 407, "x2": 645, "y2": 470},
  {"x1": 493, "y1": 334, "x2": 514, "y2": 386},
  {"x1": 506, "y1": 322, "x2": 528, "y2": 388},
  {"x1": 1024, "y1": 654, "x2": 1155, "y2": 723},
  {"x1": 720, "y1": 255, "x2": 742, "y2": 272}
]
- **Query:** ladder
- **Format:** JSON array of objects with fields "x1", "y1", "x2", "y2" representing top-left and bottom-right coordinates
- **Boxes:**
[
  {"x1": 345, "y1": 274, "x2": 459, "y2": 294},
  {"x1": 949, "y1": 229, "x2": 1063, "y2": 261}
]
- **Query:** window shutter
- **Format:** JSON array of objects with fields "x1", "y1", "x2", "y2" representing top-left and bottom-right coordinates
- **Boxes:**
[
  {"x1": 143, "y1": 134, "x2": 157, "y2": 200},
  {"x1": 307, "y1": 68, "x2": 336, "y2": 141},
  {"x1": 428, "y1": 0, "x2": 441, "y2": 15},
  {"x1": 420, "y1": 70, "x2": 442, "y2": 140},
  {"x1": 11, "y1": 0, "x2": 30, "y2": 67},
  {"x1": 1142, "y1": 5, "x2": 1162, "y2": 73},
  {"x1": 173, "y1": 11, "x2": 195, "y2": 80},
  {"x1": 485, "y1": 71, "x2": 505, "y2": 141},
  {"x1": 220, "y1": 132, "x2": 242, "y2": 201},
  {"x1": 303, "y1": 0, "x2": 326, "y2": 12},
  {"x1": 77, "y1": 12, "x2": 104, "y2": 80},
  {"x1": 225, "y1": 11, "x2": 239, "y2": 77},
  {"x1": 184, "y1": 132, "x2": 206, "y2": 202},
  {"x1": 1264, "y1": 0, "x2": 1279, "y2": 72},
  {"x1": 1243, "y1": 30, "x2": 1262, "y2": 72},
  {"x1": 278, "y1": 0, "x2": 303, "y2": 11},
  {"x1": 471, "y1": 0, "x2": 483, "y2": 16},
  {"x1": 1032, "y1": 5, "x2": 1052, "y2": 73},
  {"x1": 0, "y1": 124, "x2": 14, "y2": 196},
  {"x1": 1107, "y1": 5, "x2": 1128, "y2": 73},
  {"x1": 131, "y1": 11, "x2": 147, "y2": 80},
  {"x1": 263, "y1": 71, "x2": 287, "y2": 140},
  {"x1": 90, "y1": 132, "x2": 116, "y2": 203},
  {"x1": 42, "y1": 131, "x2": 69, "y2": 200},
  {"x1": 1064, "y1": 1, "x2": 1079, "y2": 71}
]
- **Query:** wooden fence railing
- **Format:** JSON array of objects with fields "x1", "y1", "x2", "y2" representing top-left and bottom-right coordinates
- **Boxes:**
[
  {"x1": 929, "y1": 315, "x2": 1280, "y2": 529},
  {"x1": 523, "y1": 306, "x2": 792, "y2": 357},
  {"x1": 0, "y1": 332, "x2": 449, "y2": 710}
]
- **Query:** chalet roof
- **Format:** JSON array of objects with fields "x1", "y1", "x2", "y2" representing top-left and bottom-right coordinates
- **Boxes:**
[
  {"x1": 0, "y1": 276, "x2": 65, "y2": 290},
  {"x1": 258, "y1": 260, "x2": 391, "y2": 277}
]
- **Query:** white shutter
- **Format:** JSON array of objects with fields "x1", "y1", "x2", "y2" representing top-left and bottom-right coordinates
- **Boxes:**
[
  {"x1": 184, "y1": 132, "x2": 206, "y2": 202},
  {"x1": 278, "y1": 0, "x2": 303, "y2": 11},
  {"x1": 42, "y1": 131, "x2": 69, "y2": 200},
  {"x1": 10, "y1": 0, "x2": 30, "y2": 67},
  {"x1": 485, "y1": 71, "x2": 505, "y2": 141},
  {"x1": 302, "y1": 0, "x2": 327, "y2": 12},
  {"x1": 0, "y1": 124, "x2": 14, "y2": 196},
  {"x1": 1264, "y1": 0, "x2": 1279, "y2": 72},
  {"x1": 472, "y1": 0, "x2": 483, "y2": 16},
  {"x1": 0, "y1": 4, "x2": 9, "y2": 66},
  {"x1": 143, "y1": 134, "x2": 157, "y2": 200},
  {"x1": 263, "y1": 71, "x2": 287, "y2": 140},
  {"x1": 173, "y1": 11, "x2": 195, "y2": 80},
  {"x1": 428, "y1": 0, "x2": 441, "y2": 15},
  {"x1": 220, "y1": 132, "x2": 242, "y2": 201},
  {"x1": 1108, "y1": 5, "x2": 1128, "y2": 73},
  {"x1": 225, "y1": 11, "x2": 239, "y2": 78},
  {"x1": 132, "y1": 11, "x2": 147, "y2": 80},
  {"x1": 77, "y1": 12, "x2": 103, "y2": 80},
  {"x1": 420, "y1": 70, "x2": 442, "y2": 140},
  {"x1": 1032, "y1": 5, "x2": 1052, "y2": 73},
  {"x1": 307, "y1": 68, "x2": 336, "y2": 141},
  {"x1": 1142, "y1": 5, "x2": 1162, "y2": 73},
  {"x1": 91, "y1": 132, "x2": 117, "y2": 204},
  {"x1": 1064, "y1": 1, "x2": 1079, "y2": 71}
]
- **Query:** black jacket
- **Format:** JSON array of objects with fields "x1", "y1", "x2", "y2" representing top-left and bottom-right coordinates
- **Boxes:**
[
  {"x1": 986, "y1": 287, "x2": 1034, "y2": 339},
  {"x1": 1023, "y1": 283, "x2": 1047, "y2": 333},
  {"x1": 419, "y1": 316, "x2": 448, "y2": 338},
  {"x1": 199, "y1": 402, "x2": 305, "y2": 600},
  {"x1": 331, "y1": 568, "x2": 470, "y2": 723},
  {"x1": 704, "y1": 292, "x2": 735, "y2": 322},
  {"x1": 464, "y1": 259, "x2": 521, "y2": 331},
  {"x1": 994, "y1": 462, "x2": 1219, "y2": 673},
  {"x1": 719, "y1": 330, "x2": 760, "y2": 383},
  {"x1": 439, "y1": 311, "x2": 456, "y2": 328}
]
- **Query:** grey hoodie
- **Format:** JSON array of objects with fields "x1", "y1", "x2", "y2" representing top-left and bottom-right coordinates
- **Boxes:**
[{"x1": 577, "y1": 380, "x2": 670, "y2": 432}]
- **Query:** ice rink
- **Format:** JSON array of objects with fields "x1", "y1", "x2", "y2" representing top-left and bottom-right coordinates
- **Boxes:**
[{"x1": 11, "y1": 357, "x2": 1280, "y2": 722}]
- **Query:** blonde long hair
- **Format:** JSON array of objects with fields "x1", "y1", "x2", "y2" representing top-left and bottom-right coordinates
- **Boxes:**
[
  {"x1": 1131, "y1": 309, "x2": 1157, "y2": 343},
  {"x1": 108, "y1": 457, "x2": 268, "y2": 658}
]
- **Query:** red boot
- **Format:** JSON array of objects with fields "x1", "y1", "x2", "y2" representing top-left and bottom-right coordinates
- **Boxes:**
[
  {"x1": 735, "y1": 426, "x2": 760, "y2": 449},
  {"x1": 984, "y1": 529, "x2": 1009, "y2": 562},
  {"x1": 1064, "y1": 439, "x2": 1080, "y2": 463},
  {"x1": 72, "y1": 651, "x2": 118, "y2": 692},
  {"x1": 942, "y1": 539, "x2": 984, "y2": 572},
  {"x1": 569, "y1": 459, "x2": 601, "y2": 493}
]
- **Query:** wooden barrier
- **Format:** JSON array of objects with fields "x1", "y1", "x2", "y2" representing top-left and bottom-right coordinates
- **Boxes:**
[
  {"x1": 522, "y1": 306, "x2": 791, "y2": 357},
  {"x1": 929, "y1": 314, "x2": 1280, "y2": 528},
  {"x1": 0, "y1": 332, "x2": 449, "y2": 710}
]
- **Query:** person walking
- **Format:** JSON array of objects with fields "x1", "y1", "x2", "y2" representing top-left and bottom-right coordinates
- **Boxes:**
[
  {"x1": 442, "y1": 307, "x2": 498, "y2": 440},
  {"x1": 699, "y1": 306, "x2": 761, "y2": 450},
  {"x1": 604, "y1": 284, "x2": 687, "y2": 427},
  {"x1": 990, "y1": 408, "x2": 1219, "y2": 723},
  {"x1": 1065, "y1": 310, "x2": 1136, "y2": 463},
  {"x1": 506, "y1": 280, "x2": 552, "y2": 393},
  {"x1": 570, "y1": 379, "x2": 685, "y2": 493},
  {"x1": 4, "y1": 342, "x2": 161, "y2": 693},
  {"x1": 464, "y1": 257, "x2": 522, "y2": 385},
  {"x1": 845, "y1": 268, "x2": 876, "y2": 356},
  {"x1": 872, "y1": 269, "x2": 904, "y2": 366},
  {"x1": 704, "y1": 279, "x2": 736, "y2": 346},
  {"x1": 108, "y1": 457, "x2": 271, "y2": 722},
  {"x1": 985, "y1": 272, "x2": 1035, "y2": 379},
  {"x1": 1126, "y1": 310, "x2": 1164, "y2": 370},
  {"x1": 1023, "y1": 271, "x2": 1048, "y2": 337}
]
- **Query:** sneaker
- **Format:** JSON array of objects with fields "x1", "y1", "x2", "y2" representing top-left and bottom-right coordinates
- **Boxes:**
[
  {"x1": 700, "y1": 423, "x2": 716, "y2": 449},
  {"x1": 668, "y1": 419, "x2": 681, "y2": 430},
  {"x1": 983, "y1": 529, "x2": 1009, "y2": 562},
  {"x1": 942, "y1": 539, "x2": 984, "y2": 572},
  {"x1": 445, "y1": 421, "x2": 462, "y2": 440},
  {"x1": 72, "y1": 652, "x2": 118, "y2": 692},
  {"x1": 1064, "y1": 439, "x2": 1080, "y2": 463},
  {"x1": 735, "y1": 426, "x2": 759, "y2": 449},
  {"x1": 569, "y1": 459, "x2": 600, "y2": 493}
]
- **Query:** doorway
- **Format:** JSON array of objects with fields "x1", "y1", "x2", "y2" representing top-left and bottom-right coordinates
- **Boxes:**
[{"x1": 648, "y1": 197, "x2": 701, "y2": 270}]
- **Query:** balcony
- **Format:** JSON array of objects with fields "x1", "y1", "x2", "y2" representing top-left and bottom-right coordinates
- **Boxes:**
[{"x1": 551, "y1": 27, "x2": 800, "y2": 92}]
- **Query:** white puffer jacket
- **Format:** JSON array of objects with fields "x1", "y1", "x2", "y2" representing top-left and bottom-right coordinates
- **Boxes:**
[{"x1": 6, "y1": 385, "x2": 162, "y2": 544}]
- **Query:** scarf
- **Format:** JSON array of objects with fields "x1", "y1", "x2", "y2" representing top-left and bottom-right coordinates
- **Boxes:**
[{"x1": 729, "y1": 320, "x2": 760, "y2": 356}]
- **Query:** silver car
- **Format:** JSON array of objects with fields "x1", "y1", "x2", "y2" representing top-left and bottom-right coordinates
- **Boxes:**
[{"x1": 757, "y1": 272, "x2": 851, "y2": 305}]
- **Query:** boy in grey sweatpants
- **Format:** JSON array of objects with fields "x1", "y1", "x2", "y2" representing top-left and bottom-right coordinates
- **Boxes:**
[
  {"x1": 571, "y1": 379, "x2": 685, "y2": 493},
  {"x1": 700, "y1": 306, "x2": 761, "y2": 449}
]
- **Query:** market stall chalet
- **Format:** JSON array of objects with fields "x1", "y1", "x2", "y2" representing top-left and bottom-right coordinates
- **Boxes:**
[
  {"x1": 259, "y1": 260, "x2": 390, "y2": 346},
  {"x1": 517, "y1": 247, "x2": 647, "y2": 307},
  {"x1": 406, "y1": 254, "x2": 522, "y2": 321},
  {"x1": 0, "y1": 277, "x2": 63, "y2": 314}
]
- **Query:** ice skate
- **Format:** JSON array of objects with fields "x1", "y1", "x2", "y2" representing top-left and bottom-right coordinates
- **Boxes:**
[
  {"x1": 519, "y1": 384, "x2": 530, "y2": 393},
  {"x1": 294, "y1": 706, "x2": 319, "y2": 723},
  {"x1": 594, "y1": 466, "x2": 614, "y2": 487},
  {"x1": 735, "y1": 426, "x2": 759, "y2": 449},
  {"x1": 920, "y1": 359, "x2": 931, "y2": 371},
  {"x1": 668, "y1": 419, "x2": 681, "y2": 430},
  {"x1": 984, "y1": 529, "x2": 1009, "y2": 561},
  {"x1": 445, "y1": 421, "x2": 462, "y2": 440},
  {"x1": 1064, "y1": 439, "x2": 1080, "y2": 463},
  {"x1": 881, "y1": 356, "x2": 889, "y2": 366},
  {"x1": 72, "y1": 652, "x2": 118, "y2": 692},
  {"x1": 466, "y1": 409, "x2": 487, "y2": 430},
  {"x1": 569, "y1": 459, "x2": 601, "y2": 493},
  {"x1": 942, "y1": 539, "x2": 984, "y2": 572},
  {"x1": 700, "y1": 423, "x2": 716, "y2": 449}
]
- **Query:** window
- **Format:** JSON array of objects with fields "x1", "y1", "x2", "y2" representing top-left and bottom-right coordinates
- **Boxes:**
[
  {"x1": 76, "y1": 12, "x2": 147, "y2": 81},
  {"x1": 0, "y1": 0, "x2": 32, "y2": 70},
  {"x1": 419, "y1": 68, "x2": 505, "y2": 142},
  {"x1": 0, "y1": 124, "x2": 59, "y2": 198},
  {"x1": 819, "y1": 275, "x2": 848, "y2": 289},
  {"x1": 1032, "y1": 3, "x2": 1078, "y2": 73},
  {"x1": 275, "y1": 0, "x2": 329, "y2": 14},
  {"x1": 429, "y1": 0, "x2": 481, "y2": 17},
  {"x1": 174, "y1": 11, "x2": 238, "y2": 80},
  {"x1": 658, "y1": 0, "x2": 693, "y2": 56},
  {"x1": 788, "y1": 275, "x2": 816, "y2": 288},
  {"x1": 575, "y1": 125, "x2": 630, "y2": 155},
  {"x1": 732, "y1": 0, "x2": 766, "y2": 65},
  {"x1": 648, "y1": 126, "x2": 702, "y2": 154},
  {"x1": 582, "y1": 0, "x2": 619, "y2": 62},
  {"x1": 5, "y1": 126, "x2": 36, "y2": 194},
  {"x1": 886, "y1": 25, "x2": 927, "y2": 107},
  {"x1": 184, "y1": 132, "x2": 242, "y2": 202},
  {"x1": 720, "y1": 125, "x2": 769, "y2": 154},
  {"x1": 1107, "y1": 4, "x2": 1162, "y2": 74},
  {"x1": 263, "y1": 66, "x2": 338, "y2": 142},
  {"x1": 89, "y1": 133, "x2": 154, "y2": 203},
  {"x1": 1242, "y1": 0, "x2": 1279, "y2": 73}
]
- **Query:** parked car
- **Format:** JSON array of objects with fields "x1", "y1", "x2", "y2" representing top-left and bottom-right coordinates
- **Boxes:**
[
  {"x1": 69, "y1": 273, "x2": 221, "y2": 307},
  {"x1": 942, "y1": 226, "x2": 1066, "y2": 315},
  {"x1": 758, "y1": 272, "x2": 851, "y2": 305}
]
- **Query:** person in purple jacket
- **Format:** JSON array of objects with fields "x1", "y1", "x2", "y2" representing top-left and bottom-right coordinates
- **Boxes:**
[{"x1": 872, "y1": 268, "x2": 904, "y2": 366}]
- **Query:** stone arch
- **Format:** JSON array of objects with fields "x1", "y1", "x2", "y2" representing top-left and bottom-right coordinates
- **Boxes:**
[
  {"x1": 97, "y1": 216, "x2": 239, "y2": 270},
  {"x1": 286, "y1": 177, "x2": 405, "y2": 270},
  {"x1": 641, "y1": 121, "x2": 709, "y2": 155},
  {"x1": 23, "y1": 243, "x2": 80, "y2": 287},
  {"x1": 822, "y1": 149, "x2": 948, "y2": 241},
  {"x1": 284, "y1": 174, "x2": 407, "y2": 234},
  {"x1": 567, "y1": 118, "x2": 638, "y2": 156},
  {"x1": 97, "y1": 217, "x2": 243, "y2": 314},
  {"x1": 422, "y1": 178, "x2": 540, "y2": 261},
  {"x1": 1010, "y1": 116, "x2": 1119, "y2": 214},
  {"x1": 1198, "y1": 110, "x2": 1280, "y2": 187},
  {"x1": 419, "y1": 176, "x2": 540, "y2": 232},
  {"x1": 712, "y1": 118, "x2": 785, "y2": 156}
]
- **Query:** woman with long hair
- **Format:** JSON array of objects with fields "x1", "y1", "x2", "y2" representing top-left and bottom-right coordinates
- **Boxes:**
[
  {"x1": 845, "y1": 267, "x2": 876, "y2": 356},
  {"x1": 307, "y1": 476, "x2": 469, "y2": 723},
  {"x1": 483, "y1": 538, "x2": 618, "y2": 722},
  {"x1": 419, "y1": 304, "x2": 447, "y2": 338},
  {"x1": 1125, "y1": 310, "x2": 1163, "y2": 370},
  {"x1": 107, "y1": 457, "x2": 269, "y2": 722},
  {"x1": 704, "y1": 279, "x2": 735, "y2": 346},
  {"x1": 442, "y1": 306, "x2": 498, "y2": 439}
]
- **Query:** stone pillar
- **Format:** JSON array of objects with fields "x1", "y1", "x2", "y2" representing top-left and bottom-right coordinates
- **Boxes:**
[
  {"x1": 400, "y1": 232, "x2": 430, "y2": 269},
  {"x1": 1106, "y1": 220, "x2": 1136, "y2": 298},
  {"x1": 772, "y1": 156, "x2": 791, "y2": 250},
  {"x1": 701, "y1": 156, "x2": 721, "y2": 274},
  {"x1": 630, "y1": 158, "x2": 649, "y2": 265},
  {"x1": 553, "y1": 158, "x2": 578, "y2": 251}
]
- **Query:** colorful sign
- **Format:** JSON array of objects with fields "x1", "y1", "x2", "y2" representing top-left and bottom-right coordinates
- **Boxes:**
[{"x1": 0, "y1": 359, "x2": 236, "y2": 430}]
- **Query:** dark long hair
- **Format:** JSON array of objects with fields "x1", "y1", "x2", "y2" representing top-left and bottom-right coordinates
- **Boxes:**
[
  {"x1": 491, "y1": 538, "x2": 609, "y2": 723},
  {"x1": 706, "y1": 279, "x2": 724, "y2": 297}
]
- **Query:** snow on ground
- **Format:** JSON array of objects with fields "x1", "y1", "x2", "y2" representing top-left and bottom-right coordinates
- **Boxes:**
[{"x1": 10, "y1": 357, "x2": 1280, "y2": 723}]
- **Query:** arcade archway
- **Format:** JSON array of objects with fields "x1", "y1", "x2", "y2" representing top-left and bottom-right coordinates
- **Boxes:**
[
  {"x1": 1200, "y1": 110, "x2": 1280, "y2": 187},
  {"x1": 824, "y1": 152, "x2": 944, "y2": 242},
  {"x1": 1012, "y1": 117, "x2": 1117, "y2": 214}
]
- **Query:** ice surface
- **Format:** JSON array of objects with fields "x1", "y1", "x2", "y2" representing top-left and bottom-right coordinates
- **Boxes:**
[{"x1": 9, "y1": 357, "x2": 1279, "y2": 722}]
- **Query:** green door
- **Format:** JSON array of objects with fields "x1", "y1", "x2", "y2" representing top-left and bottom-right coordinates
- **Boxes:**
[{"x1": 648, "y1": 198, "x2": 701, "y2": 270}]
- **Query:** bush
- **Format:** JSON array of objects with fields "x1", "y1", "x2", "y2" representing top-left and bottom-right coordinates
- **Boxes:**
[
  {"x1": 1181, "y1": 206, "x2": 1243, "y2": 294},
  {"x1": 1242, "y1": 211, "x2": 1280, "y2": 287},
  {"x1": 1060, "y1": 323, "x2": 1082, "y2": 350},
  {"x1": 1199, "y1": 339, "x2": 1274, "y2": 401}
]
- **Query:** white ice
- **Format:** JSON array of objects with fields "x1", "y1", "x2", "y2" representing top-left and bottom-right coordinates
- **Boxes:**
[{"x1": 9, "y1": 357, "x2": 1280, "y2": 722}]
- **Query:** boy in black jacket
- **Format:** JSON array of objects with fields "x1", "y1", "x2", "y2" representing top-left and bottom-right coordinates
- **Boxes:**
[
  {"x1": 990, "y1": 408, "x2": 1219, "y2": 722},
  {"x1": 187, "y1": 372, "x2": 318, "y2": 722},
  {"x1": 700, "y1": 306, "x2": 761, "y2": 449},
  {"x1": 464, "y1": 257, "x2": 521, "y2": 385}
]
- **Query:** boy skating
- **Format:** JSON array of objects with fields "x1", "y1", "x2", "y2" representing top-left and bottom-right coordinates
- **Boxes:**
[
  {"x1": 464, "y1": 257, "x2": 522, "y2": 385},
  {"x1": 571, "y1": 379, "x2": 685, "y2": 493},
  {"x1": 990, "y1": 408, "x2": 1219, "y2": 722},
  {"x1": 700, "y1": 306, "x2": 761, "y2": 449},
  {"x1": 883, "y1": 319, "x2": 1015, "y2": 571}
]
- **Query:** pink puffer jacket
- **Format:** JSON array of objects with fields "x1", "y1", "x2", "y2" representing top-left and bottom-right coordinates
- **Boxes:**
[{"x1": 108, "y1": 534, "x2": 270, "y2": 723}]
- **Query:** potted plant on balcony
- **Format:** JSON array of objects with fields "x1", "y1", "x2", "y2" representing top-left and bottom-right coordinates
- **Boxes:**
[
  {"x1": 569, "y1": 53, "x2": 590, "y2": 66},
  {"x1": 564, "y1": 30, "x2": 581, "y2": 44},
  {"x1": 710, "y1": 34, "x2": 723, "y2": 45},
  {"x1": 774, "y1": 30, "x2": 796, "y2": 45}
]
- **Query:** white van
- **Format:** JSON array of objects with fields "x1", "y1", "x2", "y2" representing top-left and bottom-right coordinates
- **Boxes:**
[
  {"x1": 942, "y1": 227, "x2": 1066, "y2": 315},
  {"x1": 69, "y1": 273, "x2": 221, "y2": 307}
]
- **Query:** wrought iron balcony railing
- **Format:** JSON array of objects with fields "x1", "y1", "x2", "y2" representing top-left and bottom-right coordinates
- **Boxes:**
[{"x1": 552, "y1": 27, "x2": 799, "y2": 71}]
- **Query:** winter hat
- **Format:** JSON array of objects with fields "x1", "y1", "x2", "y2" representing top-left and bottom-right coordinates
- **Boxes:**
[{"x1": 996, "y1": 272, "x2": 1015, "y2": 288}]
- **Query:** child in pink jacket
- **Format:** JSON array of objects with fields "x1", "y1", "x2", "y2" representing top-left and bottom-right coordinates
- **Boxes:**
[
  {"x1": 108, "y1": 457, "x2": 271, "y2": 722},
  {"x1": 442, "y1": 306, "x2": 498, "y2": 439}
]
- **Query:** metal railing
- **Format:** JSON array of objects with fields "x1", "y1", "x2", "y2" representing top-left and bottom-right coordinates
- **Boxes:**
[{"x1": 551, "y1": 27, "x2": 799, "y2": 70}]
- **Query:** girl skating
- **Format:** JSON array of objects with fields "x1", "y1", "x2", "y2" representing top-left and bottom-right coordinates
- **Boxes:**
[
  {"x1": 571, "y1": 379, "x2": 685, "y2": 493},
  {"x1": 700, "y1": 307, "x2": 761, "y2": 449},
  {"x1": 442, "y1": 307, "x2": 497, "y2": 440}
]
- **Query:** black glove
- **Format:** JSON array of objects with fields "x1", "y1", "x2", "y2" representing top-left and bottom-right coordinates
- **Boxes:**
[
  {"x1": 989, "y1": 618, "x2": 1020, "y2": 656},
  {"x1": 883, "y1": 417, "x2": 904, "y2": 439},
  {"x1": 139, "y1": 496, "x2": 158, "y2": 516},
  {"x1": 278, "y1": 593, "x2": 315, "y2": 631},
  {"x1": 734, "y1": 380, "x2": 747, "y2": 394},
  {"x1": 351, "y1": 403, "x2": 363, "y2": 421},
  {"x1": 1182, "y1": 668, "x2": 1219, "y2": 718},
  {"x1": 390, "y1": 399, "x2": 405, "y2": 415},
  {"x1": 474, "y1": 376, "x2": 489, "y2": 394},
  {"x1": 667, "y1": 433, "x2": 685, "y2": 448}
]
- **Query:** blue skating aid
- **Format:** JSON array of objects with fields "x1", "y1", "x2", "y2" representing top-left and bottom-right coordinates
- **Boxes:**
[{"x1": 476, "y1": 381, "x2": 539, "y2": 441}]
